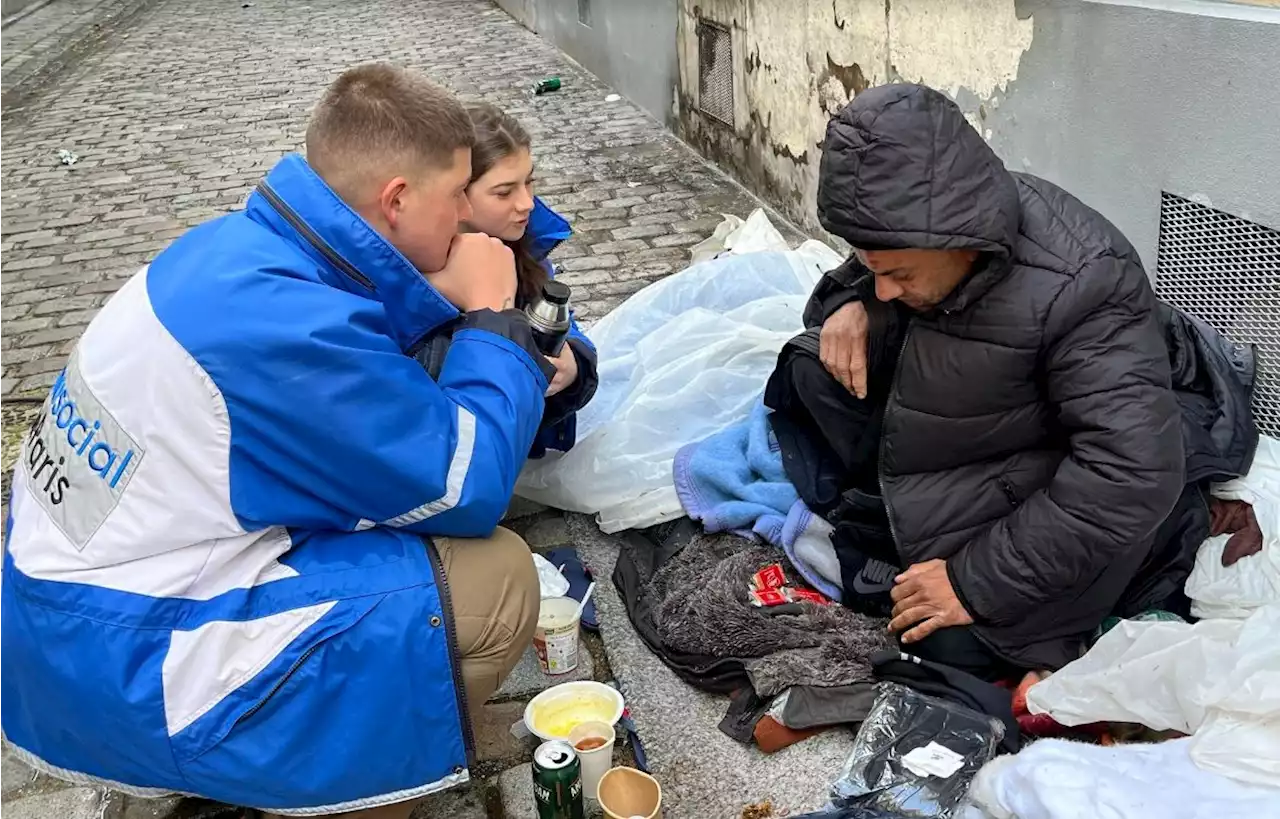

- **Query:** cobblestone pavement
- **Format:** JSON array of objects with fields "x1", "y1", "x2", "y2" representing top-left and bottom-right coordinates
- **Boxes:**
[
  {"x1": 0, "y1": 0, "x2": 798, "y2": 816},
  {"x1": 1, "y1": 0, "x2": 157, "y2": 106},
  {"x1": 0, "y1": 0, "x2": 791, "y2": 402}
]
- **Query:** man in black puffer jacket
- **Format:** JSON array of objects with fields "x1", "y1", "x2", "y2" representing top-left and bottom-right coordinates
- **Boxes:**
[{"x1": 781, "y1": 83, "x2": 1188, "y2": 675}]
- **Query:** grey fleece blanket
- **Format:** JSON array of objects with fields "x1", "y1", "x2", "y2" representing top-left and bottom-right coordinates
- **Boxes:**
[{"x1": 644, "y1": 532, "x2": 891, "y2": 697}]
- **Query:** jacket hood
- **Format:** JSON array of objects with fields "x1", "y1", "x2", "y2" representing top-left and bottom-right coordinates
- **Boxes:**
[{"x1": 818, "y1": 84, "x2": 1020, "y2": 264}]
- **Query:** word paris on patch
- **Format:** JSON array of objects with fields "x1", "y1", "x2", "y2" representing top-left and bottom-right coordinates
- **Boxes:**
[{"x1": 22, "y1": 358, "x2": 144, "y2": 549}]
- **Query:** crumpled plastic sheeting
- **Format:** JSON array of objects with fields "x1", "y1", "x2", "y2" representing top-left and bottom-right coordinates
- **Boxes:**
[
  {"x1": 964, "y1": 737, "x2": 1280, "y2": 819},
  {"x1": 1186, "y1": 435, "x2": 1280, "y2": 620},
  {"x1": 1026, "y1": 603, "x2": 1280, "y2": 787},
  {"x1": 533, "y1": 553, "x2": 570, "y2": 599},
  {"x1": 516, "y1": 210, "x2": 843, "y2": 532}
]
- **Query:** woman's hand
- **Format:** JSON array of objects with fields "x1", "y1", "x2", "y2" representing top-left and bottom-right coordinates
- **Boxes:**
[{"x1": 545, "y1": 344, "x2": 579, "y2": 397}]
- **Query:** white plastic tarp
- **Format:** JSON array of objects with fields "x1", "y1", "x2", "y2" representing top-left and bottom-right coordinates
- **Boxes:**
[
  {"x1": 1026, "y1": 603, "x2": 1280, "y2": 788},
  {"x1": 516, "y1": 210, "x2": 843, "y2": 532},
  {"x1": 1186, "y1": 435, "x2": 1280, "y2": 620}
]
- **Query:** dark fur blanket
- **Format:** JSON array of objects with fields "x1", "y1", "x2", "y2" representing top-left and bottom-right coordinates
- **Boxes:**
[{"x1": 642, "y1": 532, "x2": 891, "y2": 697}]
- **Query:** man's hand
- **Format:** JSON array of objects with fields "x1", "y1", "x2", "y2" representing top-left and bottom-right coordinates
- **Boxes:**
[
  {"x1": 426, "y1": 233, "x2": 517, "y2": 313},
  {"x1": 545, "y1": 344, "x2": 579, "y2": 397},
  {"x1": 820, "y1": 302, "x2": 870, "y2": 399},
  {"x1": 888, "y1": 559, "x2": 973, "y2": 644}
]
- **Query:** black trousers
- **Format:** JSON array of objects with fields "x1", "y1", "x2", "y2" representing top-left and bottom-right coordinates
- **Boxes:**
[{"x1": 767, "y1": 332, "x2": 1022, "y2": 681}]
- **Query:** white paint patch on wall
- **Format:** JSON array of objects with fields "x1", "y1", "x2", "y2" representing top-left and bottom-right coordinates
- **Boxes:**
[{"x1": 890, "y1": 0, "x2": 1034, "y2": 101}]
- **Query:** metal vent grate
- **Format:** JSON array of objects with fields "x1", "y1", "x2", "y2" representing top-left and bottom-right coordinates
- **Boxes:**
[
  {"x1": 577, "y1": 0, "x2": 592, "y2": 26},
  {"x1": 1155, "y1": 192, "x2": 1280, "y2": 436},
  {"x1": 697, "y1": 19, "x2": 733, "y2": 126}
]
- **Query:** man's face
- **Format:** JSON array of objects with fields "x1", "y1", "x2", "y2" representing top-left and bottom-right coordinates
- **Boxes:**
[
  {"x1": 855, "y1": 247, "x2": 978, "y2": 312},
  {"x1": 383, "y1": 147, "x2": 474, "y2": 274}
]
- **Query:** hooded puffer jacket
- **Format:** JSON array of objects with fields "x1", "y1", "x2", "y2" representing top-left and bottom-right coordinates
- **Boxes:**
[{"x1": 815, "y1": 84, "x2": 1185, "y2": 669}]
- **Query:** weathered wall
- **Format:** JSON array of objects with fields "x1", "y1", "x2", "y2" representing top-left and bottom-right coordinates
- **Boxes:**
[
  {"x1": 675, "y1": 0, "x2": 1035, "y2": 246},
  {"x1": 675, "y1": 0, "x2": 1280, "y2": 266},
  {"x1": 495, "y1": 0, "x2": 679, "y2": 125}
]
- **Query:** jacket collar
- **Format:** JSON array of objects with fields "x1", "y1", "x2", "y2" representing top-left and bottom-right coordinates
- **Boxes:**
[
  {"x1": 525, "y1": 197, "x2": 572, "y2": 261},
  {"x1": 245, "y1": 154, "x2": 459, "y2": 350},
  {"x1": 935, "y1": 252, "x2": 1012, "y2": 315}
]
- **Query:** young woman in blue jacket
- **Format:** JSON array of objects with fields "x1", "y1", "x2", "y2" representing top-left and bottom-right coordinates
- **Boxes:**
[{"x1": 416, "y1": 103, "x2": 598, "y2": 457}]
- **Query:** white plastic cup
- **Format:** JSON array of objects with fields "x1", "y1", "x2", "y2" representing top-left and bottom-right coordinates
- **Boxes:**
[
  {"x1": 534, "y1": 596, "x2": 581, "y2": 675},
  {"x1": 567, "y1": 719, "x2": 616, "y2": 802}
]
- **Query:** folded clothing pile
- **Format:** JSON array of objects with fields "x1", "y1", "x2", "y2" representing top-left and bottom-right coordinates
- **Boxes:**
[{"x1": 613, "y1": 521, "x2": 893, "y2": 749}]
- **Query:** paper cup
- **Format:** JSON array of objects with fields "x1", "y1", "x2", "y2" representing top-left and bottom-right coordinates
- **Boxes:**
[
  {"x1": 534, "y1": 596, "x2": 581, "y2": 675},
  {"x1": 597, "y1": 766, "x2": 663, "y2": 819},
  {"x1": 567, "y1": 720, "x2": 616, "y2": 802}
]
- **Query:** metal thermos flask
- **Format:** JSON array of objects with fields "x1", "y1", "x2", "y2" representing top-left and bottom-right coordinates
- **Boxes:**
[{"x1": 526, "y1": 280, "x2": 572, "y2": 357}]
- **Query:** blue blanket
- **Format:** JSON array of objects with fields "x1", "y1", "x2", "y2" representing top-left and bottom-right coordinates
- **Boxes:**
[
  {"x1": 674, "y1": 399, "x2": 850, "y2": 600},
  {"x1": 673, "y1": 400, "x2": 797, "y2": 544}
]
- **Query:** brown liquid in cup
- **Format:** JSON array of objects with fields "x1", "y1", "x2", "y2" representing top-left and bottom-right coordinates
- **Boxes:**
[{"x1": 574, "y1": 736, "x2": 608, "y2": 751}]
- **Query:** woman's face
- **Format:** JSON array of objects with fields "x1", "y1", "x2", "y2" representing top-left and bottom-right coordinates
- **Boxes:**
[{"x1": 464, "y1": 148, "x2": 535, "y2": 242}]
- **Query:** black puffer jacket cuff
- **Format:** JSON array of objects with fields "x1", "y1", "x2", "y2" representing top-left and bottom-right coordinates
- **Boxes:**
[
  {"x1": 946, "y1": 558, "x2": 987, "y2": 626},
  {"x1": 802, "y1": 258, "x2": 876, "y2": 329},
  {"x1": 544, "y1": 337, "x2": 599, "y2": 425},
  {"x1": 458, "y1": 308, "x2": 557, "y2": 384}
]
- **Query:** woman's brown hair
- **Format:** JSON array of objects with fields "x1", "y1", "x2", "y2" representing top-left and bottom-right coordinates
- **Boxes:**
[{"x1": 466, "y1": 103, "x2": 547, "y2": 305}]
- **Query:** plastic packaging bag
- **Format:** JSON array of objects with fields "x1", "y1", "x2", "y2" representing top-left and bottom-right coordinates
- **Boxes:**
[
  {"x1": 1027, "y1": 603, "x2": 1280, "y2": 787},
  {"x1": 829, "y1": 683, "x2": 1004, "y2": 818},
  {"x1": 516, "y1": 210, "x2": 843, "y2": 532},
  {"x1": 533, "y1": 553, "x2": 570, "y2": 599}
]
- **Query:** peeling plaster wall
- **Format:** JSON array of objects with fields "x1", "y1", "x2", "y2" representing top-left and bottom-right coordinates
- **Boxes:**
[
  {"x1": 675, "y1": 0, "x2": 1280, "y2": 265},
  {"x1": 676, "y1": 0, "x2": 1035, "y2": 238}
]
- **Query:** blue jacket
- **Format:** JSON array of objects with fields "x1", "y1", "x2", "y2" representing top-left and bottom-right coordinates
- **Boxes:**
[
  {"x1": 414, "y1": 197, "x2": 598, "y2": 457},
  {"x1": 1, "y1": 154, "x2": 552, "y2": 813}
]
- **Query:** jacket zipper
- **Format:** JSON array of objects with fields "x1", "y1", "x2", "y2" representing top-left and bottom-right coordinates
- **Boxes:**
[
  {"x1": 998, "y1": 478, "x2": 1021, "y2": 508},
  {"x1": 231, "y1": 644, "x2": 321, "y2": 728},
  {"x1": 877, "y1": 320, "x2": 913, "y2": 547},
  {"x1": 256, "y1": 182, "x2": 377, "y2": 293},
  {"x1": 424, "y1": 537, "x2": 477, "y2": 769}
]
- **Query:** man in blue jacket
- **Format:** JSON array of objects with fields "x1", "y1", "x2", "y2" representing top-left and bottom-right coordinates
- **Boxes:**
[{"x1": 3, "y1": 63, "x2": 553, "y2": 818}]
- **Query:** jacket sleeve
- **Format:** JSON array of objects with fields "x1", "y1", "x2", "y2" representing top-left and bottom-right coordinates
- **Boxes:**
[
  {"x1": 803, "y1": 255, "x2": 875, "y2": 329},
  {"x1": 947, "y1": 254, "x2": 1184, "y2": 626},
  {"x1": 227, "y1": 308, "x2": 555, "y2": 538},
  {"x1": 543, "y1": 317, "x2": 598, "y2": 424},
  {"x1": 533, "y1": 257, "x2": 599, "y2": 452}
]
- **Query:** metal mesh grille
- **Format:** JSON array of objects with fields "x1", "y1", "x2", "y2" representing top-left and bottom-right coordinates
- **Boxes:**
[
  {"x1": 1155, "y1": 192, "x2": 1280, "y2": 436},
  {"x1": 697, "y1": 19, "x2": 733, "y2": 126}
]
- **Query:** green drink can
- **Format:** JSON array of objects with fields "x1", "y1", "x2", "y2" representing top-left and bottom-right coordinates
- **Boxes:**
[
  {"x1": 532, "y1": 740, "x2": 584, "y2": 819},
  {"x1": 534, "y1": 77, "x2": 562, "y2": 95}
]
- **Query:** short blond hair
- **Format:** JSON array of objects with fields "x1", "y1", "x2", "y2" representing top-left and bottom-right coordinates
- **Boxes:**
[{"x1": 305, "y1": 63, "x2": 474, "y2": 201}]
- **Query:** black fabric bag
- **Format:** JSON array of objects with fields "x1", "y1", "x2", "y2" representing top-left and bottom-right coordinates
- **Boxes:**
[{"x1": 611, "y1": 519, "x2": 753, "y2": 694}]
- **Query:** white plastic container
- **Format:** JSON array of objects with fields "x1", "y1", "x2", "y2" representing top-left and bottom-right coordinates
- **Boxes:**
[
  {"x1": 534, "y1": 596, "x2": 581, "y2": 675},
  {"x1": 524, "y1": 681, "x2": 625, "y2": 742}
]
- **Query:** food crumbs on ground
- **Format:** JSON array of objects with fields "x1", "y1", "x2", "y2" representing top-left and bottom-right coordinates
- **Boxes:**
[{"x1": 741, "y1": 799, "x2": 775, "y2": 819}]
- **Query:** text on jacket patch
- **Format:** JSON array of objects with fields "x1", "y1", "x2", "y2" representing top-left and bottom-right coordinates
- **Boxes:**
[{"x1": 23, "y1": 357, "x2": 144, "y2": 550}]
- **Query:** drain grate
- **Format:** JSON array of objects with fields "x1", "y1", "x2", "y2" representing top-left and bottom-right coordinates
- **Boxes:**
[
  {"x1": 1155, "y1": 192, "x2": 1280, "y2": 436},
  {"x1": 697, "y1": 19, "x2": 733, "y2": 126}
]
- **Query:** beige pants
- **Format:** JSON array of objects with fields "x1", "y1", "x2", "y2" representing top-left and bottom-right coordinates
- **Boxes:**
[{"x1": 264, "y1": 527, "x2": 540, "y2": 819}]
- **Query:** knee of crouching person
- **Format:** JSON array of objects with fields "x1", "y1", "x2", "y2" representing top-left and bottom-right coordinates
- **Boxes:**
[{"x1": 496, "y1": 527, "x2": 540, "y2": 641}]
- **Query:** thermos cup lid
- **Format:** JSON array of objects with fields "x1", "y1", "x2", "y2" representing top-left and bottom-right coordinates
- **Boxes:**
[{"x1": 542, "y1": 280, "x2": 571, "y2": 305}]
